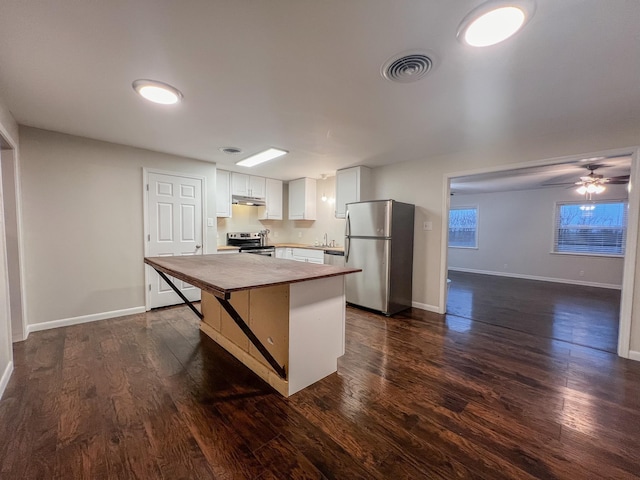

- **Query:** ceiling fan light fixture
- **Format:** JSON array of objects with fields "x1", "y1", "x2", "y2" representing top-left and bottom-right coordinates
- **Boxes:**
[
  {"x1": 457, "y1": 0, "x2": 536, "y2": 47},
  {"x1": 576, "y1": 185, "x2": 588, "y2": 195}
]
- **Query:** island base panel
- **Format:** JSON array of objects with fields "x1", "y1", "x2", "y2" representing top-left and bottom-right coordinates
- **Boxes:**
[
  {"x1": 288, "y1": 276, "x2": 346, "y2": 395},
  {"x1": 200, "y1": 276, "x2": 346, "y2": 397}
]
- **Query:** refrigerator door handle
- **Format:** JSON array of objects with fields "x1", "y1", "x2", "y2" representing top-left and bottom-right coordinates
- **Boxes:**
[
  {"x1": 345, "y1": 209, "x2": 351, "y2": 237},
  {"x1": 345, "y1": 210, "x2": 351, "y2": 263},
  {"x1": 345, "y1": 236, "x2": 350, "y2": 263}
]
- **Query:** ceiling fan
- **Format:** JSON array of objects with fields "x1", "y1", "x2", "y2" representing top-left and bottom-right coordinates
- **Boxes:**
[
  {"x1": 545, "y1": 163, "x2": 630, "y2": 199},
  {"x1": 575, "y1": 163, "x2": 628, "y2": 194}
]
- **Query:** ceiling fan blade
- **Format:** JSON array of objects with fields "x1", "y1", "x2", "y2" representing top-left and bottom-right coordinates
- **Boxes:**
[
  {"x1": 607, "y1": 179, "x2": 629, "y2": 185},
  {"x1": 608, "y1": 175, "x2": 630, "y2": 181},
  {"x1": 541, "y1": 182, "x2": 577, "y2": 187}
]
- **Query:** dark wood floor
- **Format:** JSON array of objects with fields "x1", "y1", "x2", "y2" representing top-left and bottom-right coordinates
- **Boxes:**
[
  {"x1": 447, "y1": 271, "x2": 621, "y2": 353},
  {"x1": 1, "y1": 303, "x2": 640, "y2": 479}
]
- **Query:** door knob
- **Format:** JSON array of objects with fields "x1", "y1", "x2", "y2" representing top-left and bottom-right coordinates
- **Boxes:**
[{"x1": 195, "y1": 245, "x2": 202, "y2": 249}]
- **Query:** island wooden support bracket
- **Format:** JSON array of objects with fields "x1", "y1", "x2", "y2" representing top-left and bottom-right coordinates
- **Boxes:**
[
  {"x1": 154, "y1": 269, "x2": 204, "y2": 320},
  {"x1": 216, "y1": 297, "x2": 287, "y2": 380}
]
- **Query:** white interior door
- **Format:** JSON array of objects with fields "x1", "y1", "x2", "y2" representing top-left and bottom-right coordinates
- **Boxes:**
[{"x1": 147, "y1": 172, "x2": 203, "y2": 309}]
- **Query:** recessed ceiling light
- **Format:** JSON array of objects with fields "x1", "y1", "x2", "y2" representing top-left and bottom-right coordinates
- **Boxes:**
[
  {"x1": 236, "y1": 148, "x2": 288, "y2": 167},
  {"x1": 132, "y1": 79, "x2": 183, "y2": 105},
  {"x1": 457, "y1": 1, "x2": 535, "y2": 47}
]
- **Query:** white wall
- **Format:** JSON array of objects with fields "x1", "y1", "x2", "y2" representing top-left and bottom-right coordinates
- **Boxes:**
[
  {"x1": 448, "y1": 186, "x2": 627, "y2": 288},
  {"x1": 19, "y1": 127, "x2": 218, "y2": 328},
  {"x1": 0, "y1": 95, "x2": 18, "y2": 399}
]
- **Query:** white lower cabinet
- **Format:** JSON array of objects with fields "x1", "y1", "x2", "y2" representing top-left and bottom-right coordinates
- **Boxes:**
[
  {"x1": 276, "y1": 247, "x2": 322, "y2": 263},
  {"x1": 216, "y1": 249, "x2": 239, "y2": 254},
  {"x1": 291, "y1": 248, "x2": 324, "y2": 264}
]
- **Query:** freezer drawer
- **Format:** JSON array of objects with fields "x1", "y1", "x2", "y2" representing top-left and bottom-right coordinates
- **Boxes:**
[{"x1": 345, "y1": 237, "x2": 390, "y2": 312}]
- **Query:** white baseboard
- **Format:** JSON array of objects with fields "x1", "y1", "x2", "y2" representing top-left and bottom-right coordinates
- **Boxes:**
[
  {"x1": 411, "y1": 301, "x2": 442, "y2": 313},
  {"x1": 0, "y1": 361, "x2": 13, "y2": 400},
  {"x1": 12, "y1": 332, "x2": 26, "y2": 343},
  {"x1": 628, "y1": 350, "x2": 640, "y2": 362},
  {"x1": 448, "y1": 267, "x2": 622, "y2": 290},
  {"x1": 27, "y1": 306, "x2": 146, "y2": 334}
]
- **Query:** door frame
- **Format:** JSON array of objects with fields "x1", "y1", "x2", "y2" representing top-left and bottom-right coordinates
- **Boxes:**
[
  {"x1": 440, "y1": 146, "x2": 640, "y2": 360},
  {"x1": 142, "y1": 168, "x2": 207, "y2": 311}
]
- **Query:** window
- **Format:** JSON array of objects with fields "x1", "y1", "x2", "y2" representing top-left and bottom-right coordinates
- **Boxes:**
[
  {"x1": 554, "y1": 201, "x2": 627, "y2": 256},
  {"x1": 449, "y1": 207, "x2": 478, "y2": 248}
]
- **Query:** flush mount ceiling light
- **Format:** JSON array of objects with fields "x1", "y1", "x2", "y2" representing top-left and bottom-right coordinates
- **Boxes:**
[
  {"x1": 457, "y1": 0, "x2": 536, "y2": 47},
  {"x1": 132, "y1": 79, "x2": 183, "y2": 105},
  {"x1": 236, "y1": 148, "x2": 288, "y2": 167}
]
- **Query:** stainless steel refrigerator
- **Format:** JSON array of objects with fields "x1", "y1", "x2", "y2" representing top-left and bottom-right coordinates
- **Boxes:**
[{"x1": 345, "y1": 200, "x2": 415, "y2": 315}]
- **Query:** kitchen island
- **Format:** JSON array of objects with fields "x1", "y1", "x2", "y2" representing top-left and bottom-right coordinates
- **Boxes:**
[{"x1": 144, "y1": 254, "x2": 360, "y2": 396}]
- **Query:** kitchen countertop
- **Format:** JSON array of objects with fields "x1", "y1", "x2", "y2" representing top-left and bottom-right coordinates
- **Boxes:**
[
  {"x1": 145, "y1": 254, "x2": 358, "y2": 299},
  {"x1": 273, "y1": 243, "x2": 345, "y2": 253},
  {"x1": 216, "y1": 244, "x2": 344, "y2": 253}
]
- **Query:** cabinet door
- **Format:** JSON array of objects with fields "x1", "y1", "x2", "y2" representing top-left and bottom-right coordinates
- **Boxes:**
[
  {"x1": 262, "y1": 178, "x2": 283, "y2": 220},
  {"x1": 231, "y1": 173, "x2": 249, "y2": 196},
  {"x1": 288, "y1": 178, "x2": 316, "y2": 220},
  {"x1": 335, "y1": 166, "x2": 371, "y2": 219},
  {"x1": 275, "y1": 247, "x2": 285, "y2": 259},
  {"x1": 249, "y1": 176, "x2": 266, "y2": 198},
  {"x1": 216, "y1": 170, "x2": 232, "y2": 218},
  {"x1": 288, "y1": 178, "x2": 305, "y2": 219}
]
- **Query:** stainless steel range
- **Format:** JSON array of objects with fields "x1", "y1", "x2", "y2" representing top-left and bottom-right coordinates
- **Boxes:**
[{"x1": 227, "y1": 231, "x2": 275, "y2": 256}]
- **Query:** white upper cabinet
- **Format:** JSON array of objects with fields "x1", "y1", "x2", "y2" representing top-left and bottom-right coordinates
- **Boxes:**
[
  {"x1": 231, "y1": 173, "x2": 266, "y2": 199},
  {"x1": 335, "y1": 166, "x2": 371, "y2": 218},
  {"x1": 231, "y1": 172, "x2": 249, "y2": 196},
  {"x1": 249, "y1": 176, "x2": 266, "y2": 198},
  {"x1": 259, "y1": 178, "x2": 283, "y2": 220},
  {"x1": 288, "y1": 177, "x2": 316, "y2": 220},
  {"x1": 216, "y1": 169, "x2": 232, "y2": 218}
]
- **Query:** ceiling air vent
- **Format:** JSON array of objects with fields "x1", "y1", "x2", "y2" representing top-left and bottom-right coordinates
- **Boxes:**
[
  {"x1": 220, "y1": 147, "x2": 243, "y2": 155},
  {"x1": 382, "y1": 52, "x2": 433, "y2": 83}
]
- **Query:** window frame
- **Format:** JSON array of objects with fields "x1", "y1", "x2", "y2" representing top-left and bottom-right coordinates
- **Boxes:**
[
  {"x1": 552, "y1": 199, "x2": 628, "y2": 258},
  {"x1": 448, "y1": 205, "x2": 479, "y2": 249}
]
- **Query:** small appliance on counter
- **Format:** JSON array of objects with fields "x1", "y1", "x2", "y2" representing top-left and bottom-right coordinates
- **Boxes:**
[
  {"x1": 227, "y1": 231, "x2": 275, "y2": 256},
  {"x1": 345, "y1": 199, "x2": 415, "y2": 315}
]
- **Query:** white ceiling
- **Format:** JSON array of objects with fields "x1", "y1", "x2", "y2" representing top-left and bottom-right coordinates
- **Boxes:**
[
  {"x1": 0, "y1": 1, "x2": 638, "y2": 181},
  {"x1": 450, "y1": 154, "x2": 632, "y2": 194}
]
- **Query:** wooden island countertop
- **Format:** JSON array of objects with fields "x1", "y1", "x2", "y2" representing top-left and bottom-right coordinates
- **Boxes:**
[
  {"x1": 144, "y1": 253, "x2": 360, "y2": 299},
  {"x1": 145, "y1": 253, "x2": 360, "y2": 396}
]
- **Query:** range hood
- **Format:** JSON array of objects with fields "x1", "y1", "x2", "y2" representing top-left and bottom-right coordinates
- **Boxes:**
[{"x1": 232, "y1": 195, "x2": 266, "y2": 207}]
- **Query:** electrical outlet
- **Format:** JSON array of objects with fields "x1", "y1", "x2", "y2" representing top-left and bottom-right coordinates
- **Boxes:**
[
  {"x1": 207, "y1": 217, "x2": 214, "y2": 227},
  {"x1": 298, "y1": 231, "x2": 303, "y2": 238},
  {"x1": 423, "y1": 221, "x2": 433, "y2": 231},
  {"x1": 579, "y1": 270, "x2": 585, "y2": 277}
]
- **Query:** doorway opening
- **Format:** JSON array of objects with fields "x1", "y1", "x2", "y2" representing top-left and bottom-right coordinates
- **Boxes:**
[
  {"x1": 442, "y1": 148, "x2": 638, "y2": 356},
  {"x1": 1, "y1": 136, "x2": 26, "y2": 342}
]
